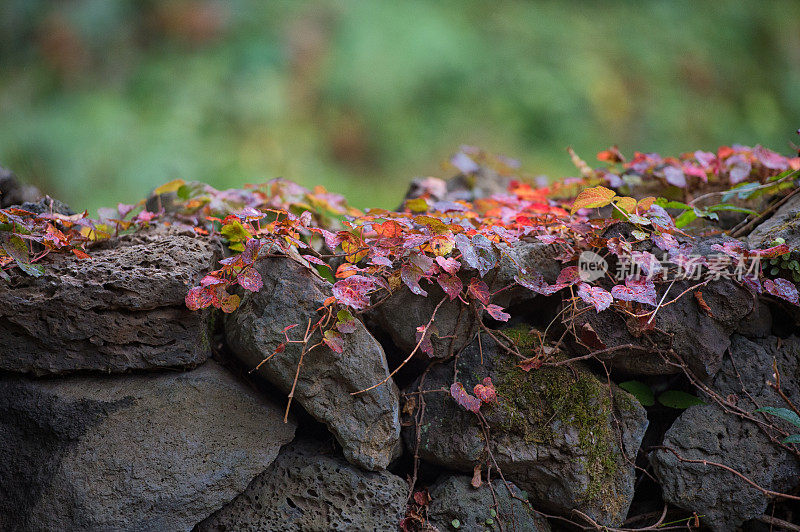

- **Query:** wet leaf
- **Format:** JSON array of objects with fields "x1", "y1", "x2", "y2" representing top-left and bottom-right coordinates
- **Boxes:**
[
  {"x1": 576, "y1": 283, "x2": 613, "y2": 312},
  {"x1": 484, "y1": 303, "x2": 510, "y2": 321},
  {"x1": 450, "y1": 382, "x2": 481, "y2": 413},
  {"x1": 468, "y1": 277, "x2": 491, "y2": 305},
  {"x1": 764, "y1": 278, "x2": 799, "y2": 305},
  {"x1": 237, "y1": 267, "x2": 263, "y2": 292},
  {"x1": 436, "y1": 273, "x2": 463, "y2": 300},
  {"x1": 332, "y1": 275, "x2": 376, "y2": 309},
  {"x1": 473, "y1": 377, "x2": 497, "y2": 403}
]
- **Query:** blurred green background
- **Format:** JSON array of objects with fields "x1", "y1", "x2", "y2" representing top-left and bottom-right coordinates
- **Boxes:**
[{"x1": 1, "y1": 0, "x2": 799, "y2": 213}]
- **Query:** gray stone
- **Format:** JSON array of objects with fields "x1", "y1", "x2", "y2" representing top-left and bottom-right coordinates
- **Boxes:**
[
  {"x1": 490, "y1": 241, "x2": 563, "y2": 307},
  {"x1": 197, "y1": 440, "x2": 407, "y2": 532},
  {"x1": 650, "y1": 335, "x2": 800, "y2": 531},
  {"x1": 576, "y1": 276, "x2": 754, "y2": 378},
  {"x1": 0, "y1": 225, "x2": 220, "y2": 375},
  {"x1": 371, "y1": 281, "x2": 477, "y2": 360},
  {"x1": 426, "y1": 475, "x2": 551, "y2": 532},
  {"x1": 747, "y1": 192, "x2": 800, "y2": 250},
  {"x1": 403, "y1": 333, "x2": 648, "y2": 527},
  {"x1": 0, "y1": 361, "x2": 297, "y2": 532},
  {"x1": 225, "y1": 257, "x2": 402, "y2": 471}
]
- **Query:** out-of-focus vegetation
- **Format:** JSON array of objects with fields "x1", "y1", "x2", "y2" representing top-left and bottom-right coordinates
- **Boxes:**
[{"x1": 1, "y1": 0, "x2": 799, "y2": 213}]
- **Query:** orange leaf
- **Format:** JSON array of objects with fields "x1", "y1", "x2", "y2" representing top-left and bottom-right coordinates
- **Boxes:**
[
  {"x1": 570, "y1": 186, "x2": 616, "y2": 214},
  {"x1": 694, "y1": 291, "x2": 713, "y2": 317}
]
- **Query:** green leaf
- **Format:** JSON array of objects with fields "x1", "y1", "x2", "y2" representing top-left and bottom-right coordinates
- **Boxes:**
[
  {"x1": 658, "y1": 391, "x2": 705, "y2": 409},
  {"x1": 655, "y1": 198, "x2": 691, "y2": 210},
  {"x1": 756, "y1": 407, "x2": 800, "y2": 429},
  {"x1": 706, "y1": 204, "x2": 758, "y2": 215},
  {"x1": 1, "y1": 234, "x2": 44, "y2": 277},
  {"x1": 451, "y1": 519, "x2": 461, "y2": 529},
  {"x1": 619, "y1": 381, "x2": 655, "y2": 406},
  {"x1": 721, "y1": 182, "x2": 760, "y2": 202},
  {"x1": 783, "y1": 434, "x2": 800, "y2": 444},
  {"x1": 674, "y1": 210, "x2": 697, "y2": 228}
]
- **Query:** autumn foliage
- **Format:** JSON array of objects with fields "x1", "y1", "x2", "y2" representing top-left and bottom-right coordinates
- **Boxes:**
[{"x1": 2, "y1": 143, "x2": 799, "y2": 400}]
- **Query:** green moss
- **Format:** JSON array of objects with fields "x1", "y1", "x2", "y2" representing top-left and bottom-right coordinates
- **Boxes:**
[{"x1": 490, "y1": 330, "x2": 625, "y2": 515}]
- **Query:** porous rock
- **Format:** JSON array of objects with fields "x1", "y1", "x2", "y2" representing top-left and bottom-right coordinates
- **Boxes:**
[
  {"x1": 402, "y1": 333, "x2": 648, "y2": 527},
  {"x1": 197, "y1": 440, "x2": 407, "y2": 532},
  {"x1": 575, "y1": 235, "x2": 757, "y2": 378},
  {"x1": 426, "y1": 475, "x2": 551, "y2": 532},
  {"x1": 370, "y1": 281, "x2": 477, "y2": 360},
  {"x1": 747, "y1": 191, "x2": 800, "y2": 250},
  {"x1": 650, "y1": 335, "x2": 800, "y2": 531},
  {"x1": 0, "y1": 225, "x2": 220, "y2": 375},
  {"x1": 0, "y1": 361, "x2": 296, "y2": 532},
  {"x1": 225, "y1": 257, "x2": 402, "y2": 471}
]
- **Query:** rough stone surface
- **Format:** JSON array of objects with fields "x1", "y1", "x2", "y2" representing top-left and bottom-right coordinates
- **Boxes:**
[
  {"x1": 371, "y1": 281, "x2": 477, "y2": 360},
  {"x1": 747, "y1": 192, "x2": 800, "y2": 250},
  {"x1": 650, "y1": 335, "x2": 800, "y2": 531},
  {"x1": 0, "y1": 225, "x2": 220, "y2": 375},
  {"x1": 402, "y1": 333, "x2": 648, "y2": 527},
  {"x1": 0, "y1": 361, "x2": 297, "y2": 532},
  {"x1": 490, "y1": 241, "x2": 563, "y2": 307},
  {"x1": 225, "y1": 257, "x2": 402, "y2": 471},
  {"x1": 197, "y1": 440, "x2": 407, "y2": 532},
  {"x1": 577, "y1": 276, "x2": 754, "y2": 378},
  {"x1": 426, "y1": 475, "x2": 551, "y2": 532}
]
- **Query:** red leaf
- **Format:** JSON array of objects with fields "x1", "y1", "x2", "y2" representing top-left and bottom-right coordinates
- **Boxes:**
[
  {"x1": 71, "y1": 248, "x2": 91, "y2": 259},
  {"x1": 764, "y1": 278, "x2": 799, "y2": 305},
  {"x1": 376, "y1": 220, "x2": 403, "y2": 239},
  {"x1": 435, "y1": 256, "x2": 461, "y2": 275},
  {"x1": 751, "y1": 244, "x2": 790, "y2": 258},
  {"x1": 401, "y1": 263, "x2": 428, "y2": 297},
  {"x1": 238, "y1": 267, "x2": 263, "y2": 292},
  {"x1": 335, "y1": 309, "x2": 358, "y2": 334},
  {"x1": 323, "y1": 329, "x2": 345, "y2": 353},
  {"x1": 450, "y1": 382, "x2": 481, "y2": 413},
  {"x1": 468, "y1": 277, "x2": 491, "y2": 305},
  {"x1": 556, "y1": 266, "x2": 581, "y2": 286},
  {"x1": 576, "y1": 283, "x2": 613, "y2": 312},
  {"x1": 436, "y1": 273, "x2": 463, "y2": 300},
  {"x1": 415, "y1": 324, "x2": 437, "y2": 357},
  {"x1": 484, "y1": 303, "x2": 510, "y2": 321},
  {"x1": 611, "y1": 276, "x2": 657, "y2": 306},
  {"x1": 185, "y1": 286, "x2": 214, "y2": 310},
  {"x1": 413, "y1": 490, "x2": 430, "y2": 507},
  {"x1": 515, "y1": 271, "x2": 566, "y2": 296},
  {"x1": 473, "y1": 377, "x2": 497, "y2": 403},
  {"x1": 332, "y1": 275, "x2": 376, "y2": 310}
]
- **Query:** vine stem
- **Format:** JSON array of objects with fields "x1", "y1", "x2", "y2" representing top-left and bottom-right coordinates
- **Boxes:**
[
  {"x1": 651, "y1": 445, "x2": 800, "y2": 502},
  {"x1": 351, "y1": 296, "x2": 447, "y2": 395}
]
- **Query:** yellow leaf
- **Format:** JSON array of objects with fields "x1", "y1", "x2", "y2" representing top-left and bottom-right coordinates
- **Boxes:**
[
  {"x1": 570, "y1": 186, "x2": 616, "y2": 214},
  {"x1": 637, "y1": 197, "x2": 656, "y2": 211},
  {"x1": 405, "y1": 198, "x2": 429, "y2": 213},
  {"x1": 613, "y1": 196, "x2": 637, "y2": 213},
  {"x1": 341, "y1": 239, "x2": 368, "y2": 263},
  {"x1": 426, "y1": 235, "x2": 455, "y2": 256},
  {"x1": 152, "y1": 179, "x2": 186, "y2": 196}
]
